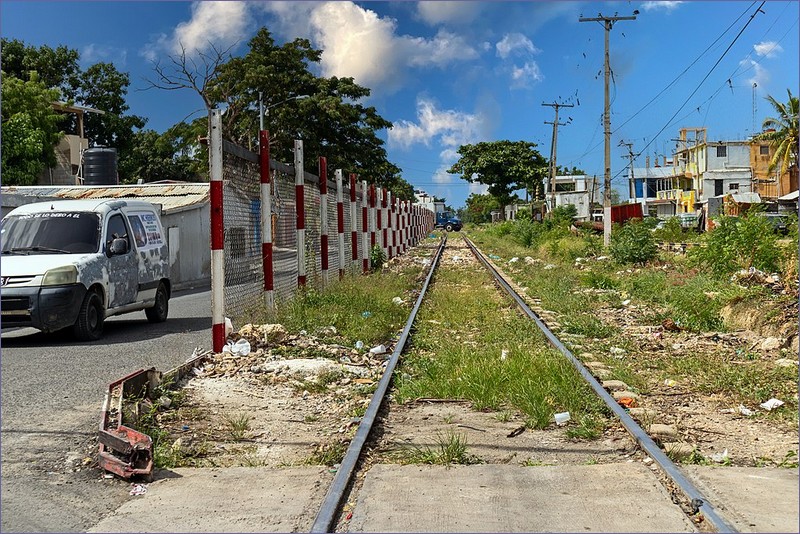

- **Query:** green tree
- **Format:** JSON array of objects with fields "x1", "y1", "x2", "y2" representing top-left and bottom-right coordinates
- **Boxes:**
[
  {"x1": 464, "y1": 193, "x2": 501, "y2": 223},
  {"x1": 1, "y1": 38, "x2": 80, "y2": 91},
  {"x1": 123, "y1": 125, "x2": 205, "y2": 183},
  {"x1": 758, "y1": 88, "x2": 799, "y2": 175},
  {"x1": 1, "y1": 72, "x2": 63, "y2": 185},
  {"x1": 447, "y1": 141, "x2": 548, "y2": 206}
]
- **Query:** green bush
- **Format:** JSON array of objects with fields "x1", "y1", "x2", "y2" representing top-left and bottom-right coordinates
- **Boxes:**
[
  {"x1": 609, "y1": 221, "x2": 658, "y2": 264},
  {"x1": 690, "y1": 208, "x2": 782, "y2": 277},
  {"x1": 370, "y1": 244, "x2": 387, "y2": 272},
  {"x1": 652, "y1": 217, "x2": 688, "y2": 243}
]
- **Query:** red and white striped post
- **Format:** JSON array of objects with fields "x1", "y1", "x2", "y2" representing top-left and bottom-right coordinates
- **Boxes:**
[
  {"x1": 402, "y1": 201, "x2": 408, "y2": 253},
  {"x1": 319, "y1": 156, "x2": 329, "y2": 285},
  {"x1": 350, "y1": 173, "x2": 358, "y2": 270},
  {"x1": 361, "y1": 180, "x2": 369, "y2": 274},
  {"x1": 209, "y1": 109, "x2": 225, "y2": 353},
  {"x1": 335, "y1": 169, "x2": 345, "y2": 279},
  {"x1": 387, "y1": 192, "x2": 394, "y2": 259},
  {"x1": 375, "y1": 186, "x2": 382, "y2": 256},
  {"x1": 295, "y1": 140, "x2": 306, "y2": 287},
  {"x1": 259, "y1": 130, "x2": 274, "y2": 309},
  {"x1": 381, "y1": 188, "x2": 388, "y2": 258},
  {"x1": 369, "y1": 184, "x2": 377, "y2": 253}
]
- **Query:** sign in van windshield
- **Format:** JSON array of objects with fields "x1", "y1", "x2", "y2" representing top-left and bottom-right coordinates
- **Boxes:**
[
  {"x1": 127, "y1": 212, "x2": 164, "y2": 250},
  {"x1": 16, "y1": 212, "x2": 85, "y2": 219}
]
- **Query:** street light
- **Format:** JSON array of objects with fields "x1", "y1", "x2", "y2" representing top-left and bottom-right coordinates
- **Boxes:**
[{"x1": 259, "y1": 93, "x2": 310, "y2": 130}]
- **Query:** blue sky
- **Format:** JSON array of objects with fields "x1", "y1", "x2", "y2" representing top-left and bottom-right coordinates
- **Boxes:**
[{"x1": 2, "y1": 1, "x2": 798, "y2": 209}]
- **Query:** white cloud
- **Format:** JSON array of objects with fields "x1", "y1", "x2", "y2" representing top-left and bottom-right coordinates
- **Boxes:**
[
  {"x1": 742, "y1": 58, "x2": 770, "y2": 87},
  {"x1": 261, "y1": 2, "x2": 478, "y2": 92},
  {"x1": 496, "y1": 33, "x2": 539, "y2": 59},
  {"x1": 82, "y1": 44, "x2": 127, "y2": 67},
  {"x1": 389, "y1": 97, "x2": 485, "y2": 150},
  {"x1": 753, "y1": 41, "x2": 783, "y2": 58},
  {"x1": 141, "y1": 1, "x2": 249, "y2": 60},
  {"x1": 510, "y1": 62, "x2": 544, "y2": 88},
  {"x1": 640, "y1": 1, "x2": 685, "y2": 12},
  {"x1": 416, "y1": 1, "x2": 482, "y2": 26}
]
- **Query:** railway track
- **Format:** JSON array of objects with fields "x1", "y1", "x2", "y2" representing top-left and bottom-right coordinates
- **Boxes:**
[{"x1": 306, "y1": 233, "x2": 735, "y2": 533}]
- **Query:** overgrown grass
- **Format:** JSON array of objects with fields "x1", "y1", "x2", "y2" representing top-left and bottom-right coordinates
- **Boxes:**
[
  {"x1": 394, "y1": 250, "x2": 609, "y2": 431},
  {"x1": 391, "y1": 431, "x2": 481, "y2": 466},
  {"x1": 238, "y1": 260, "x2": 427, "y2": 346}
]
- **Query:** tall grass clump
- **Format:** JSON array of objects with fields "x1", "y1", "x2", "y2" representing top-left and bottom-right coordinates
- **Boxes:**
[
  {"x1": 609, "y1": 220, "x2": 658, "y2": 265},
  {"x1": 690, "y1": 208, "x2": 785, "y2": 277}
]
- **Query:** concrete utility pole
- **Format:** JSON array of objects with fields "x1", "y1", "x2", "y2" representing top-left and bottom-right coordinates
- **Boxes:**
[
  {"x1": 543, "y1": 101, "x2": 573, "y2": 215},
  {"x1": 619, "y1": 140, "x2": 638, "y2": 203},
  {"x1": 580, "y1": 11, "x2": 637, "y2": 246}
]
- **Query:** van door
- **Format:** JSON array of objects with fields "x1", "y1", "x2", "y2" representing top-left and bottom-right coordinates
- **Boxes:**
[
  {"x1": 126, "y1": 209, "x2": 168, "y2": 301},
  {"x1": 105, "y1": 212, "x2": 138, "y2": 308}
]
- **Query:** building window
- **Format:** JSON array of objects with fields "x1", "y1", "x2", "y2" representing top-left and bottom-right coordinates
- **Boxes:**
[
  {"x1": 760, "y1": 145, "x2": 770, "y2": 155},
  {"x1": 729, "y1": 183, "x2": 739, "y2": 191},
  {"x1": 716, "y1": 146, "x2": 727, "y2": 157}
]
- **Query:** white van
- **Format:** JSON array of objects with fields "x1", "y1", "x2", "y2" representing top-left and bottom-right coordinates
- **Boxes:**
[{"x1": 1, "y1": 199, "x2": 171, "y2": 340}]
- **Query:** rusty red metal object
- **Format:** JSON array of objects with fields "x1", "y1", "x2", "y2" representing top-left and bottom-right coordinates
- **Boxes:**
[{"x1": 98, "y1": 368, "x2": 160, "y2": 480}]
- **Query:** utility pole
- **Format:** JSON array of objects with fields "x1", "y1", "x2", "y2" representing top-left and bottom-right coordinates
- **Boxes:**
[
  {"x1": 580, "y1": 11, "x2": 637, "y2": 246},
  {"x1": 543, "y1": 101, "x2": 573, "y2": 215},
  {"x1": 619, "y1": 140, "x2": 639, "y2": 203}
]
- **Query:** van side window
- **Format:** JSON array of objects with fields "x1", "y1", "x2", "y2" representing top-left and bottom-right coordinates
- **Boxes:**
[{"x1": 106, "y1": 214, "x2": 130, "y2": 251}]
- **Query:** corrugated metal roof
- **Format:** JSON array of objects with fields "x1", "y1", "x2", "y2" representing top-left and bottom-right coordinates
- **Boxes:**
[{"x1": 1, "y1": 183, "x2": 209, "y2": 213}]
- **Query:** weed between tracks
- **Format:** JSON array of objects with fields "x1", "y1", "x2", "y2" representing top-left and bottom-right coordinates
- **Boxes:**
[{"x1": 394, "y1": 244, "x2": 609, "y2": 435}]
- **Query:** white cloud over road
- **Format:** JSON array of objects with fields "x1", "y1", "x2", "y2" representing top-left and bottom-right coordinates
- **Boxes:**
[
  {"x1": 640, "y1": 1, "x2": 685, "y2": 12},
  {"x1": 495, "y1": 33, "x2": 543, "y2": 89},
  {"x1": 753, "y1": 41, "x2": 783, "y2": 58},
  {"x1": 415, "y1": 1, "x2": 483, "y2": 26},
  {"x1": 496, "y1": 33, "x2": 540, "y2": 59}
]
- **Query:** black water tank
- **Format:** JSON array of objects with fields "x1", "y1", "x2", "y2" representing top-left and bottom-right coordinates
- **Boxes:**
[{"x1": 83, "y1": 148, "x2": 118, "y2": 185}]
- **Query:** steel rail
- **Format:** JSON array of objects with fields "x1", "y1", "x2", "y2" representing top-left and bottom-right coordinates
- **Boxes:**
[
  {"x1": 463, "y1": 236, "x2": 736, "y2": 534},
  {"x1": 310, "y1": 234, "x2": 448, "y2": 533}
]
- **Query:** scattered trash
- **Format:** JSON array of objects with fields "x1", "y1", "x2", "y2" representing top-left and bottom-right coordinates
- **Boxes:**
[
  {"x1": 345, "y1": 511, "x2": 353, "y2": 521},
  {"x1": 182, "y1": 424, "x2": 190, "y2": 431},
  {"x1": 429, "y1": 234, "x2": 436, "y2": 238},
  {"x1": 355, "y1": 340, "x2": 364, "y2": 350},
  {"x1": 507, "y1": 425, "x2": 526, "y2": 438},
  {"x1": 710, "y1": 449, "x2": 729, "y2": 463},
  {"x1": 157, "y1": 395, "x2": 172, "y2": 409},
  {"x1": 369, "y1": 344, "x2": 387, "y2": 355},
  {"x1": 596, "y1": 256, "x2": 609, "y2": 261},
  {"x1": 621, "y1": 299, "x2": 631, "y2": 306},
  {"x1": 663, "y1": 379, "x2": 677, "y2": 387},
  {"x1": 500, "y1": 349, "x2": 509, "y2": 361},
  {"x1": 759, "y1": 398, "x2": 784, "y2": 411},
  {"x1": 222, "y1": 338, "x2": 251, "y2": 357},
  {"x1": 719, "y1": 407, "x2": 736, "y2": 414},
  {"x1": 642, "y1": 457, "x2": 654, "y2": 466},
  {"x1": 103, "y1": 473, "x2": 115, "y2": 479},
  {"x1": 661, "y1": 318, "x2": 681, "y2": 332},
  {"x1": 509, "y1": 257, "x2": 519, "y2": 263},
  {"x1": 391, "y1": 297, "x2": 405, "y2": 305},
  {"x1": 224, "y1": 317, "x2": 233, "y2": 337},
  {"x1": 554, "y1": 412, "x2": 571, "y2": 425},
  {"x1": 544, "y1": 264, "x2": 556, "y2": 270},
  {"x1": 609, "y1": 346, "x2": 626, "y2": 358},
  {"x1": 738, "y1": 404, "x2": 754, "y2": 416},
  {"x1": 524, "y1": 256, "x2": 536, "y2": 264},
  {"x1": 361, "y1": 311, "x2": 372, "y2": 319},
  {"x1": 488, "y1": 254, "x2": 501, "y2": 260},
  {"x1": 775, "y1": 358, "x2": 798, "y2": 368},
  {"x1": 129, "y1": 483, "x2": 148, "y2": 496},
  {"x1": 618, "y1": 397, "x2": 637, "y2": 408}
]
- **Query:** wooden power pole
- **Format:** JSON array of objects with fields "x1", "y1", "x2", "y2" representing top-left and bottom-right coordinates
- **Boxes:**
[{"x1": 580, "y1": 11, "x2": 637, "y2": 246}]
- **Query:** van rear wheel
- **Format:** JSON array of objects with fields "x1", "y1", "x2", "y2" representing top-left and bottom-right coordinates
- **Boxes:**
[
  {"x1": 445, "y1": 223, "x2": 454, "y2": 232},
  {"x1": 73, "y1": 291, "x2": 104, "y2": 341},
  {"x1": 145, "y1": 282, "x2": 169, "y2": 323}
]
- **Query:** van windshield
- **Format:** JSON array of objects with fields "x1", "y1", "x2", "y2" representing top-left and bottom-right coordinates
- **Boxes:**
[{"x1": 1, "y1": 212, "x2": 101, "y2": 254}]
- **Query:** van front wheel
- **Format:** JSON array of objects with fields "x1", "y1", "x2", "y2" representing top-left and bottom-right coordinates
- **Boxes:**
[
  {"x1": 74, "y1": 291, "x2": 104, "y2": 341},
  {"x1": 145, "y1": 282, "x2": 169, "y2": 323},
  {"x1": 445, "y1": 223, "x2": 454, "y2": 232}
]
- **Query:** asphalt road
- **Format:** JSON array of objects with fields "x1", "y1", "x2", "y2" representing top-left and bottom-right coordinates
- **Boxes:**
[{"x1": 0, "y1": 288, "x2": 212, "y2": 533}]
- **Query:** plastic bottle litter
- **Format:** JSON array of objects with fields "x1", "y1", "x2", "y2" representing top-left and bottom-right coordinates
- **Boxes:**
[
  {"x1": 500, "y1": 349, "x2": 509, "y2": 361},
  {"x1": 738, "y1": 404, "x2": 754, "y2": 416},
  {"x1": 509, "y1": 257, "x2": 519, "y2": 263},
  {"x1": 369, "y1": 344, "x2": 387, "y2": 355},
  {"x1": 554, "y1": 412, "x2": 571, "y2": 425},
  {"x1": 361, "y1": 311, "x2": 372, "y2": 318},
  {"x1": 355, "y1": 340, "x2": 364, "y2": 350},
  {"x1": 392, "y1": 297, "x2": 405, "y2": 305},
  {"x1": 759, "y1": 398, "x2": 784, "y2": 411},
  {"x1": 224, "y1": 317, "x2": 233, "y2": 337}
]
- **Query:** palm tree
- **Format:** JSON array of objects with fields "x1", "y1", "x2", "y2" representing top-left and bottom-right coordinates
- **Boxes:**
[{"x1": 759, "y1": 88, "x2": 798, "y2": 175}]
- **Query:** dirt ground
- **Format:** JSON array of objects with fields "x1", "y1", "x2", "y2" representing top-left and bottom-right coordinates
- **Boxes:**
[{"x1": 154, "y1": 236, "x2": 797, "y2": 475}]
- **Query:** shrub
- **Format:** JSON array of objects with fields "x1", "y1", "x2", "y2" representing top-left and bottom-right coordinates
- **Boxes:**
[
  {"x1": 652, "y1": 217, "x2": 687, "y2": 243},
  {"x1": 370, "y1": 244, "x2": 387, "y2": 272},
  {"x1": 690, "y1": 207, "x2": 782, "y2": 277},
  {"x1": 609, "y1": 221, "x2": 658, "y2": 264}
]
